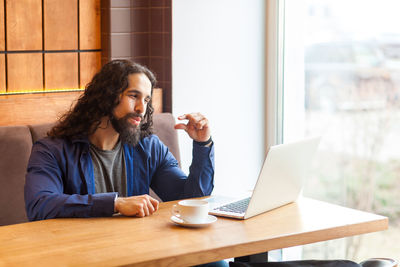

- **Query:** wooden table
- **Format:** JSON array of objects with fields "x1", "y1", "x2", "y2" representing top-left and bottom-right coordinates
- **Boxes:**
[{"x1": 0, "y1": 197, "x2": 388, "y2": 267}]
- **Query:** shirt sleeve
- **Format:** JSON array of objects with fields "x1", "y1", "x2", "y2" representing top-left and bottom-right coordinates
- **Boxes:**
[
  {"x1": 24, "y1": 141, "x2": 117, "y2": 221},
  {"x1": 150, "y1": 139, "x2": 215, "y2": 201}
]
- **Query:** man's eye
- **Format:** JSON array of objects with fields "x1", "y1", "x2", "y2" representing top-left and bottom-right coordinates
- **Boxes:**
[{"x1": 129, "y1": 95, "x2": 137, "y2": 98}]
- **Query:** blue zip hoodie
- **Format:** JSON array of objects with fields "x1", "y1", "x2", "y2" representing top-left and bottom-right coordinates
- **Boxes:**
[{"x1": 24, "y1": 134, "x2": 214, "y2": 221}]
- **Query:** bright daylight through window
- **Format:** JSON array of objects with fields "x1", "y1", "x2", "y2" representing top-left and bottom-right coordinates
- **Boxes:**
[{"x1": 283, "y1": 0, "x2": 400, "y2": 260}]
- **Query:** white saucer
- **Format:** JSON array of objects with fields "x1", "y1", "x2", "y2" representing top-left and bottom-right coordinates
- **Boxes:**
[{"x1": 170, "y1": 215, "x2": 217, "y2": 228}]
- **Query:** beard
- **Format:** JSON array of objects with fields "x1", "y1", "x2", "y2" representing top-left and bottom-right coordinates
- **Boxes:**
[{"x1": 110, "y1": 113, "x2": 143, "y2": 146}]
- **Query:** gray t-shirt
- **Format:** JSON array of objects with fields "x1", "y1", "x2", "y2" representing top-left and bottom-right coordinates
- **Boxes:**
[{"x1": 89, "y1": 140, "x2": 127, "y2": 197}]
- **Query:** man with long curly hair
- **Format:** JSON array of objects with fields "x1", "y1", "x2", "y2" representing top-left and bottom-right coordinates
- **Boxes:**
[{"x1": 24, "y1": 60, "x2": 214, "y2": 220}]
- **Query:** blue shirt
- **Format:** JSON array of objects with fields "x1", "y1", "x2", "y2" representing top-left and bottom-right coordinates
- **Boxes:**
[{"x1": 24, "y1": 135, "x2": 214, "y2": 221}]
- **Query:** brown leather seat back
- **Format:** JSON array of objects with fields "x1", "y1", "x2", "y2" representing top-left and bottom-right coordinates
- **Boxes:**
[
  {"x1": 29, "y1": 122, "x2": 54, "y2": 143},
  {"x1": 0, "y1": 126, "x2": 32, "y2": 226},
  {"x1": 152, "y1": 113, "x2": 181, "y2": 165}
]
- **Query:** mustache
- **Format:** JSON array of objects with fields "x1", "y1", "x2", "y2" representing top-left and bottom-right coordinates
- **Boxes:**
[{"x1": 124, "y1": 113, "x2": 144, "y2": 120}]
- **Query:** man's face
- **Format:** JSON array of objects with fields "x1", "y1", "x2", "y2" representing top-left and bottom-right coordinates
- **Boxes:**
[{"x1": 111, "y1": 73, "x2": 152, "y2": 145}]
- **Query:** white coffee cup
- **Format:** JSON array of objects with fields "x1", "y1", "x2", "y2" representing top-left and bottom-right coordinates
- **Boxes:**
[{"x1": 172, "y1": 199, "x2": 209, "y2": 224}]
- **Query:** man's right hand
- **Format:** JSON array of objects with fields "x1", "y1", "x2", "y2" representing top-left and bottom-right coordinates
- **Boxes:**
[{"x1": 114, "y1": 194, "x2": 159, "y2": 217}]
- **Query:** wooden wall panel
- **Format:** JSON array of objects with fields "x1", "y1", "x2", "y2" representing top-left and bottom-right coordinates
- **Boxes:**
[
  {"x1": 0, "y1": 55, "x2": 5, "y2": 92},
  {"x1": 45, "y1": 53, "x2": 78, "y2": 90},
  {"x1": 7, "y1": 54, "x2": 43, "y2": 92},
  {"x1": 0, "y1": 1, "x2": 4, "y2": 51},
  {"x1": 0, "y1": 89, "x2": 162, "y2": 126},
  {"x1": 0, "y1": 0, "x2": 107, "y2": 127},
  {"x1": 44, "y1": 0, "x2": 78, "y2": 50},
  {"x1": 0, "y1": 92, "x2": 82, "y2": 126},
  {"x1": 79, "y1": 52, "x2": 101, "y2": 88},
  {"x1": 80, "y1": 0, "x2": 101, "y2": 50},
  {"x1": 6, "y1": 0, "x2": 42, "y2": 50},
  {"x1": 152, "y1": 88, "x2": 162, "y2": 114}
]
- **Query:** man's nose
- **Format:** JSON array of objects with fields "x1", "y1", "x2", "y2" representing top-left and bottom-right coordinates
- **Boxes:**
[{"x1": 134, "y1": 99, "x2": 146, "y2": 115}]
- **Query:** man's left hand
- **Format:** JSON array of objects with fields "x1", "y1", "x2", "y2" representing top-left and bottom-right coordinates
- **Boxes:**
[{"x1": 174, "y1": 113, "x2": 211, "y2": 142}]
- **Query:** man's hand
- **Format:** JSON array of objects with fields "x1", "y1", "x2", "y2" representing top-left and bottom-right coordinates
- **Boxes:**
[
  {"x1": 174, "y1": 113, "x2": 211, "y2": 142},
  {"x1": 114, "y1": 194, "x2": 159, "y2": 217}
]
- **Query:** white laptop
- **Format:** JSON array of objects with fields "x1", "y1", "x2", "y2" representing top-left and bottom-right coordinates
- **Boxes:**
[{"x1": 208, "y1": 137, "x2": 321, "y2": 219}]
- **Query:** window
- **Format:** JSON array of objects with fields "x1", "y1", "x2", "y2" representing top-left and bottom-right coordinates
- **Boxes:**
[{"x1": 283, "y1": 0, "x2": 399, "y2": 260}]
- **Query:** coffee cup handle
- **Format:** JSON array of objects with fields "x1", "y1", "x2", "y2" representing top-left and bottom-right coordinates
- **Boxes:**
[{"x1": 172, "y1": 204, "x2": 180, "y2": 217}]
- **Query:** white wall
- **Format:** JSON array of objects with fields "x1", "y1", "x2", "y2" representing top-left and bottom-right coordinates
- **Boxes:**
[{"x1": 172, "y1": 0, "x2": 266, "y2": 195}]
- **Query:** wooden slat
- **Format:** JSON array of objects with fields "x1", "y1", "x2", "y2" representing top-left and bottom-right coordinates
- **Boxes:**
[
  {"x1": 79, "y1": 51, "x2": 101, "y2": 88},
  {"x1": 0, "y1": 1, "x2": 4, "y2": 51},
  {"x1": 44, "y1": 0, "x2": 78, "y2": 50},
  {"x1": 153, "y1": 88, "x2": 162, "y2": 113},
  {"x1": 0, "y1": 92, "x2": 82, "y2": 126},
  {"x1": 7, "y1": 53, "x2": 43, "y2": 92},
  {"x1": 0, "y1": 55, "x2": 4, "y2": 92},
  {"x1": 6, "y1": 0, "x2": 42, "y2": 50},
  {"x1": 45, "y1": 53, "x2": 78, "y2": 90},
  {"x1": 79, "y1": 0, "x2": 101, "y2": 50},
  {"x1": 0, "y1": 89, "x2": 162, "y2": 126}
]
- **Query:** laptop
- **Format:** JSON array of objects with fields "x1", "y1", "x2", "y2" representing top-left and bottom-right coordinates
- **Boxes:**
[{"x1": 208, "y1": 137, "x2": 321, "y2": 219}]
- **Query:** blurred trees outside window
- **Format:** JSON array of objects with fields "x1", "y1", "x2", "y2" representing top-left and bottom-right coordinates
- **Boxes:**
[{"x1": 283, "y1": 0, "x2": 400, "y2": 260}]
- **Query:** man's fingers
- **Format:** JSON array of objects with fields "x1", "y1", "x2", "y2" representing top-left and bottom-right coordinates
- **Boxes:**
[
  {"x1": 142, "y1": 202, "x2": 150, "y2": 216},
  {"x1": 117, "y1": 195, "x2": 159, "y2": 217},
  {"x1": 141, "y1": 195, "x2": 154, "y2": 216},
  {"x1": 145, "y1": 197, "x2": 155, "y2": 214},
  {"x1": 150, "y1": 197, "x2": 160, "y2": 211},
  {"x1": 178, "y1": 113, "x2": 203, "y2": 123},
  {"x1": 178, "y1": 114, "x2": 188, "y2": 120},
  {"x1": 174, "y1": 123, "x2": 187, "y2": 130},
  {"x1": 195, "y1": 118, "x2": 208, "y2": 130},
  {"x1": 145, "y1": 195, "x2": 159, "y2": 214},
  {"x1": 175, "y1": 113, "x2": 211, "y2": 143},
  {"x1": 136, "y1": 203, "x2": 145, "y2": 217},
  {"x1": 176, "y1": 115, "x2": 207, "y2": 130},
  {"x1": 140, "y1": 195, "x2": 158, "y2": 216}
]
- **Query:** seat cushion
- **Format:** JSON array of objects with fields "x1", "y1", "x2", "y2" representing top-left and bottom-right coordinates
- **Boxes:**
[{"x1": 0, "y1": 126, "x2": 32, "y2": 225}]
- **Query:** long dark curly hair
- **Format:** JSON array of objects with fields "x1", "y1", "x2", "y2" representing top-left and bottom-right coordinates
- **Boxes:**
[{"x1": 48, "y1": 60, "x2": 157, "y2": 140}]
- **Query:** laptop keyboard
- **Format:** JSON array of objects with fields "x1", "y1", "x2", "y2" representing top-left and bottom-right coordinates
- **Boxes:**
[{"x1": 214, "y1": 197, "x2": 251, "y2": 214}]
